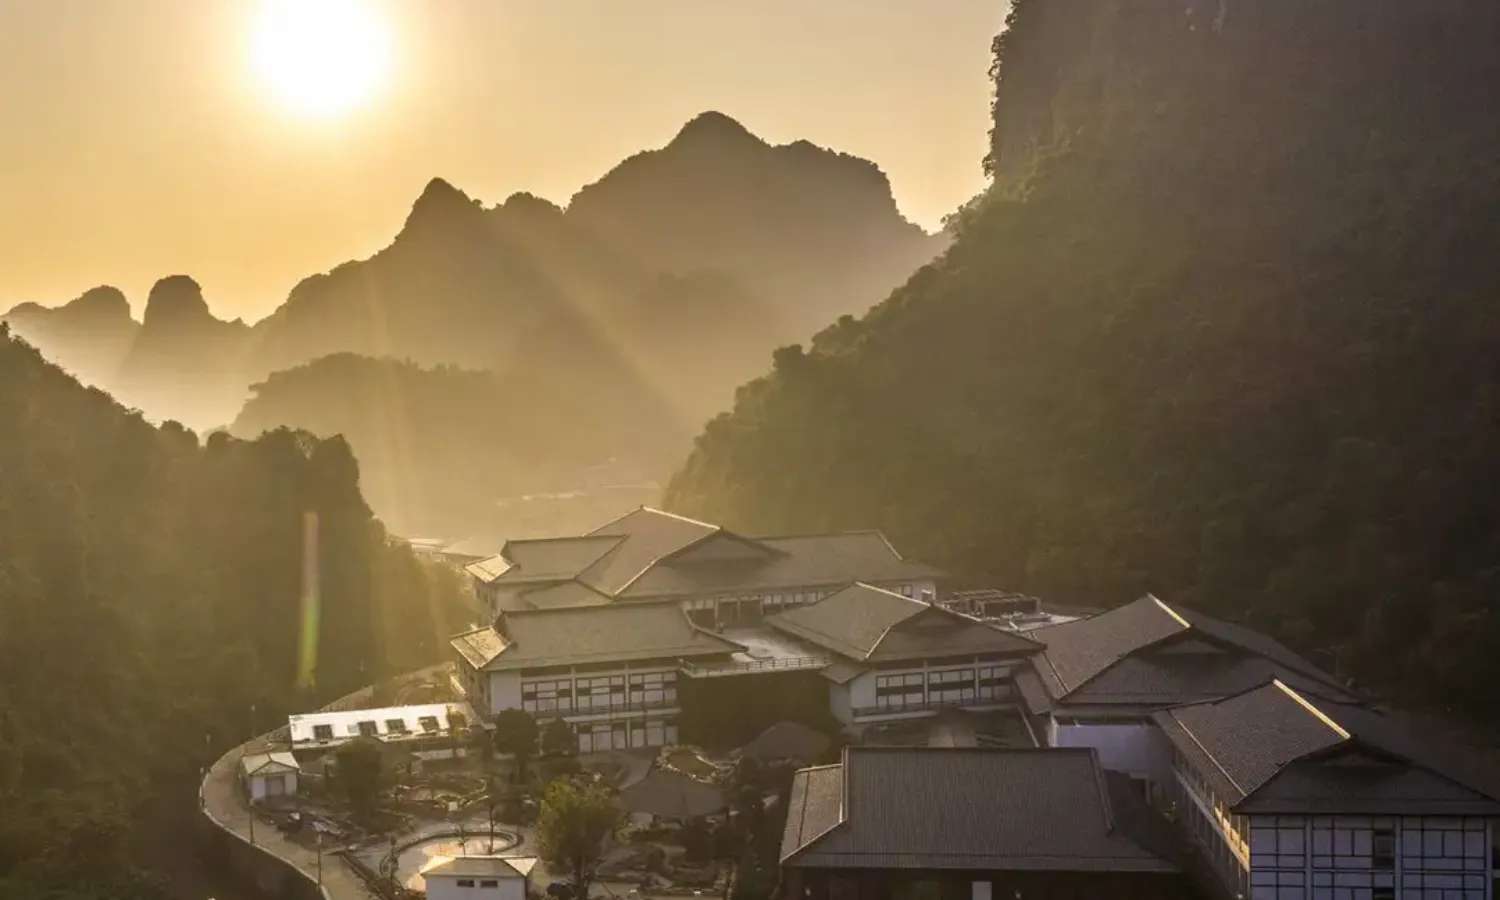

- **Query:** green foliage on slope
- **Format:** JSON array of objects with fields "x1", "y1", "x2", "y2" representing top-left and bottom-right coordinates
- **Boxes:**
[
  {"x1": 0, "y1": 326, "x2": 468, "y2": 896},
  {"x1": 666, "y1": 0, "x2": 1500, "y2": 719}
]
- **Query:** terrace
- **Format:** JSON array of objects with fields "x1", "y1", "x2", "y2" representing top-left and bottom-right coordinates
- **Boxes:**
[{"x1": 677, "y1": 625, "x2": 830, "y2": 678}]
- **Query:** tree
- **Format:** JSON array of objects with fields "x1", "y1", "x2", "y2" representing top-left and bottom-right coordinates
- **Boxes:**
[
  {"x1": 541, "y1": 717, "x2": 576, "y2": 757},
  {"x1": 731, "y1": 843, "x2": 776, "y2": 900},
  {"x1": 492, "y1": 709, "x2": 539, "y2": 781},
  {"x1": 336, "y1": 738, "x2": 384, "y2": 819},
  {"x1": 536, "y1": 778, "x2": 620, "y2": 900}
]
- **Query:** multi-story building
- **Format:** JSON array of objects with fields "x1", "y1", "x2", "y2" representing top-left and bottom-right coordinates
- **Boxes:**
[
  {"x1": 450, "y1": 601, "x2": 743, "y2": 753},
  {"x1": 464, "y1": 507, "x2": 943, "y2": 625},
  {"x1": 765, "y1": 582, "x2": 1038, "y2": 730},
  {"x1": 1013, "y1": 594, "x2": 1358, "y2": 792},
  {"x1": 1154, "y1": 680, "x2": 1500, "y2": 900}
]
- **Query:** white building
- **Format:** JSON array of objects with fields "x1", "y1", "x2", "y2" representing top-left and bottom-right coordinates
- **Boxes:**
[
  {"x1": 288, "y1": 701, "x2": 477, "y2": 754},
  {"x1": 238, "y1": 750, "x2": 299, "y2": 804},
  {"x1": 420, "y1": 855, "x2": 536, "y2": 900}
]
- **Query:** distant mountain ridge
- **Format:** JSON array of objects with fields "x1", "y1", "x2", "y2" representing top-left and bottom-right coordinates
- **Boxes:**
[{"x1": 5, "y1": 112, "x2": 943, "y2": 532}]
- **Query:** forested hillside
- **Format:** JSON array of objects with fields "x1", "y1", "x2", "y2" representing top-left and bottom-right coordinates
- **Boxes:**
[
  {"x1": 0, "y1": 325, "x2": 468, "y2": 897},
  {"x1": 666, "y1": 0, "x2": 1500, "y2": 720}
]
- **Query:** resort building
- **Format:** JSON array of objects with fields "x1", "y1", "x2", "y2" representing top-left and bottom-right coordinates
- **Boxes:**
[
  {"x1": 1154, "y1": 680, "x2": 1500, "y2": 900},
  {"x1": 463, "y1": 507, "x2": 942, "y2": 626},
  {"x1": 1014, "y1": 594, "x2": 1356, "y2": 791},
  {"x1": 779, "y1": 746, "x2": 1187, "y2": 900},
  {"x1": 765, "y1": 582, "x2": 1039, "y2": 729},
  {"x1": 450, "y1": 601, "x2": 743, "y2": 752}
]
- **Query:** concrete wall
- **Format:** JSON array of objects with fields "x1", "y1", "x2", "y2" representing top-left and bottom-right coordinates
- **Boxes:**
[
  {"x1": 487, "y1": 670, "x2": 521, "y2": 716},
  {"x1": 197, "y1": 807, "x2": 328, "y2": 900},
  {"x1": 426, "y1": 873, "x2": 525, "y2": 900},
  {"x1": 1052, "y1": 719, "x2": 1172, "y2": 783}
]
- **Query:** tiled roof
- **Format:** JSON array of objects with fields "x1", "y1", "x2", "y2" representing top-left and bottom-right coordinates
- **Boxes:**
[
  {"x1": 466, "y1": 508, "x2": 944, "y2": 608},
  {"x1": 498, "y1": 535, "x2": 623, "y2": 583},
  {"x1": 581, "y1": 507, "x2": 722, "y2": 595},
  {"x1": 620, "y1": 531, "x2": 943, "y2": 599},
  {"x1": 516, "y1": 580, "x2": 613, "y2": 610},
  {"x1": 472, "y1": 601, "x2": 743, "y2": 671},
  {"x1": 617, "y1": 769, "x2": 726, "y2": 819},
  {"x1": 768, "y1": 583, "x2": 1036, "y2": 663},
  {"x1": 1030, "y1": 595, "x2": 1342, "y2": 704},
  {"x1": 781, "y1": 747, "x2": 1176, "y2": 873},
  {"x1": 1153, "y1": 680, "x2": 1500, "y2": 815},
  {"x1": 739, "y1": 721, "x2": 833, "y2": 764},
  {"x1": 450, "y1": 626, "x2": 509, "y2": 669}
]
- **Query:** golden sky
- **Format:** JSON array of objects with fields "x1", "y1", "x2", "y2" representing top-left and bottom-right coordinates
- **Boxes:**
[{"x1": 0, "y1": 1, "x2": 1007, "y2": 322}]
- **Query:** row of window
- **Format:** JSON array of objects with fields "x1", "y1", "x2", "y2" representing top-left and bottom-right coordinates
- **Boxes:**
[
  {"x1": 453, "y1": 878, "x2": 501, "y2": 888},
  {"x1": 310, "y1": 714, "x2": 445, "y2": 741},
  {"x1": 872, "y1": 666, "x2": 1011, "y2": 710},
  {"x1": 520, "y1": 671, "x2": 679, "y2": 713}
]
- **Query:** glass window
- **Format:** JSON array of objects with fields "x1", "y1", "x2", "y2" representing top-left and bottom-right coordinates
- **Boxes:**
[
  {"x1": 312, "y1": 724, "x2": 333, "y2": 741},
  {"x1": 875, "y1": 672, "x2": 925, "y2": 710},
  {"x1": 385, "y1": 718, "x2": 407, "y2": 733},
  {"x1": 418, "y1": 715, "x2": 440, "y2": 732},
  {"x1": 356, "y1": 720, "x2": 378, "y2": 736}
]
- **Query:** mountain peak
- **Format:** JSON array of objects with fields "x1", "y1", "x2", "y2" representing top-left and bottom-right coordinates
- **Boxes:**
[
  {"x1": 670, "y1": 111, "x2": 760, "y2": 147},
  {"x1": 403, "y1": 177, "x2": 482, "y2": 233},
  {"x1": 142, "y1": 275, "x2": 210, "y2": 328}
]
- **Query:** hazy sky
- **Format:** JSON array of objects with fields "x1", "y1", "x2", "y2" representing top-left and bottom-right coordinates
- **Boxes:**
[{"x1": 0, "y1": 1, "x2": 1007, "y2": 322}]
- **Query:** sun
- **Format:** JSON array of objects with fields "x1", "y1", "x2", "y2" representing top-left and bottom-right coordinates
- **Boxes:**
[{"x1": 250, "y1": 0, "x2": 393, "y2": 118}]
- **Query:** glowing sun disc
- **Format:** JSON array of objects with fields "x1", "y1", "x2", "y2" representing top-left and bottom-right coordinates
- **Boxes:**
[{"x1": 250, "y1": 0, "x2": 393, "y2": 118}]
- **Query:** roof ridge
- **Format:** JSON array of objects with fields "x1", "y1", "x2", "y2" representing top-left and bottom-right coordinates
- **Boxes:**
[
  {"x1": 1149, "y1": 593, "x2": 1192, "y2": 629},
  {"x1": 1273, "y1": 678, "x2": 1352, "y2": 740},
  {"x1": 639, "y1": 505, "x2": 721, "y2": 531}
]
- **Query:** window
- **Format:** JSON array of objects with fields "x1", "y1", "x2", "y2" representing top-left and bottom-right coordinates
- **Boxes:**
[
  {"x1": 312, "y1": 724, "x2": 334, "y2": 741},
  {"x1": 900, "y1": 584, "x2": 914, "y2": 597},
  {"x1": 977, "y1": 665, "x2": 1009, "y2": 700},
  {"x1": 927, "y1": 668, "x2": 975, "y2": 705},
  {"x1": 418, "y1": 715, "x2": 440, "y2": 732},
  {"x1": 1372, "y1": 828, "x2": 1394, "y2": 869},
  {"x1": 576, "y1": 675, "x2": 625, "y2": 710},
  {"x1": 356, "y1": 720, "x2": 378, "y2": 737},
  {"x1": 628, "y1": 671, "x2": 677, "y2": 707},
  {"x1": 521, "y1": 678, "x2": 573, "y2": 713},
  {"x1": 385, "y1": 718, "x2": 407, "y2": 734},
  {"x1": 875, "y1": 672, "x2": 925, "y2": 710},
  {"x1": 457, "y1": 879, "x2": 475, "y2": 887},
  {"x1": 480, "y1": 880, "x2": 499, "y2": 888}
]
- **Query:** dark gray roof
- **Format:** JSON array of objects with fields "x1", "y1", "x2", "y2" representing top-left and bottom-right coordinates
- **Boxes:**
[
  {"x1": 583, "y1": 507, "x2": 722, "y2": 595},
  {"x1": 781, "y1": 747, "x2": 1177, "y2": 873},
  {"x1": 1032, "y1": 595, "x2": 1342, "y2": 704},
  {"x1": 468, "y1": 508, "x2": 943, "y2": 607},
  {"x1": 459, "y1": 602, "x2": 742, "y2": 671},
  {"x1": 620, "y1": 531, "x2": 943, "y2": 599},
  {"x1": 618, "y1": 769, "x2": 726, "y2": 819},
  {"x1": 740, "y1": 721, "x2": 833, "y2": 764},
  {"x1": 1152, "y1": 680, "x2": 1500, "y2": 815},
  {"x1": 768, "y1": 583, "x2": 1037, "y2": 664}
]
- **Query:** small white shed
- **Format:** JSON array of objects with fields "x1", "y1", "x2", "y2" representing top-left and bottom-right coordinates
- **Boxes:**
[
  {"x1": 239, "y1": 750, "x2": 300, "y2": 804},
  {"x1": 419, "y1": 855, "x2": 536, "y2": 900}
]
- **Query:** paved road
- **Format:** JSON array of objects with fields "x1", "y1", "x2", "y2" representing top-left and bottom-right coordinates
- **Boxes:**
[{"x1": 201, "y1": 736, "x2": 378, "y2": 900}]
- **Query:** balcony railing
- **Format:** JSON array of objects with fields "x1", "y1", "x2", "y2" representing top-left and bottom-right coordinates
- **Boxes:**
[
  {"x1": 522, "y1": 697, "x2": 682, "y2": 720},
  {"x1": 678, "y1": 655, "x2": 830, "y2": 678},
  {"x1": 851, "y1": 691, "x2": 1013, "y2": 720}
]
